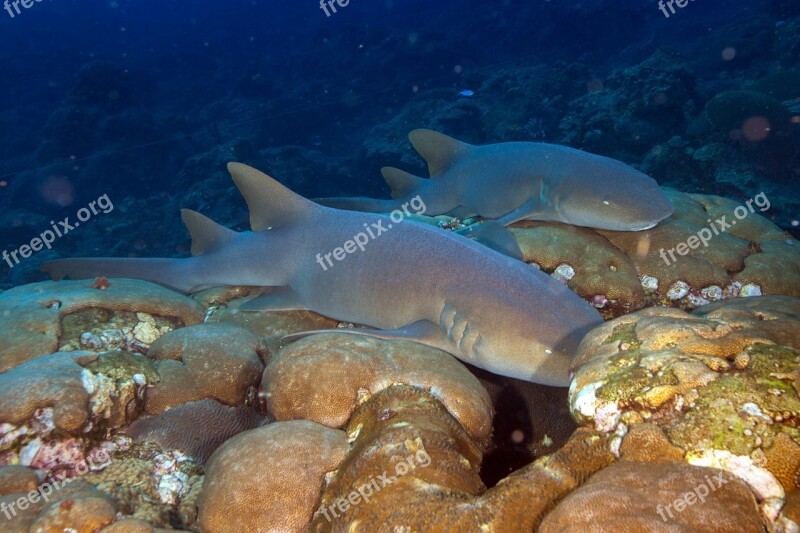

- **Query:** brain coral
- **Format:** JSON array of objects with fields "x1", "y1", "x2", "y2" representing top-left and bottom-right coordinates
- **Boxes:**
[
  {"x1": 510, "y1": 188, "x2": 799, "y2": 318},
  {"x1": 569, "y1": 295, "x2": 800, "y2": 527},
  {"x1": 0, "y1": 279, "x2": 204, "y2": 373},
  {"x1": 126, "y1": 398, "x2": 269, "y2": 464},
  {"x1": 198, "y1": 420, "x2": 349, "y2": 533}
]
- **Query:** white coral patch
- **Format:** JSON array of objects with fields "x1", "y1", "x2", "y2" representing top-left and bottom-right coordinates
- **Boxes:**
[
  {"x1": 641, "y1": 275, "x2": 659, "y2": 290},
  {"x1": 687, "y1": 449, "x2": 784, "y2": 501},
  {"x1": 552, "y1": 264, "x2": 576, "y2": 284},
  {"x1": 740, "y1": 284, "x2": 763, "y2": 297},
  {"x1": 667, "y1": 281, "x2": 690, "y2": 300},
  {"x1": 701, "y1": 285, "x2": 723, "y2": 301}
]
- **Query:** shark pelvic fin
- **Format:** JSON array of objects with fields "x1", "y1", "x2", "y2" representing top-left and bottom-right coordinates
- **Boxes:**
[
  {"x1": 180, "y1": 209, "x2": 238, "y2": 256},
  {"x1": 227, "y1": 162, "x2": 317, "y2": 231},
  {"x1": 238, "y1": 286, "x2": 309, "y2": 312},
  {"x1": 458, "y1": 221, "x2": 524, "y2": 261},
  {"x1": 408, "y1": 129, "x2": 471, "y2": 177},
  {"x1": 281, "y1": 320, "x2": 452, "y2": 352},
  {"x1": 381, "y1": 167, "x2": 426, "y2": 199}
]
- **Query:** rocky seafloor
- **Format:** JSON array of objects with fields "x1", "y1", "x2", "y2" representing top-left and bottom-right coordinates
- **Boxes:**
[{"x1": 0, "y1": 192, "x2": 798, "y2": 532}]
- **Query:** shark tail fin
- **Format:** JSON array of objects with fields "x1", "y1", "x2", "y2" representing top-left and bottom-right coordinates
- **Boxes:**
[
  {"x1": 408, "y1": 129, "x2": 471, "y2": 177},
  {"x1": 381, "y1": 167, "x2": 426, "y2": 199},
  {"x1": 181, "y1": 209, "x2": 238, "y2": 256},
  {"x1": 314, "y1": 196, "x2": 399, "y2": 213},
  {"x1": 227, "y1": 162, "x2": 318, "y2": 231},
  {"x1": 41, "y1": 257, "x2": 193, "y2": 293}
]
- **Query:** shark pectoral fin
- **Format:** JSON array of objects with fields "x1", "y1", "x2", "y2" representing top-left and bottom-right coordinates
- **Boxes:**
[
  {"x1": 457, "y1": 221, "x2": 524, "y2": 261},
  {"x1": 381, "y1": 167, "x2": 426, "y2": 199},
  {"x1": 239, "y1": 286, "x2": 309, "y2": 312},
  {"x1": 494, "y1": 201, "x2": 546, "y2": 227},
  {"x1": 408, "y1": 129, "x2": 471, "y2": 177},
  {"x1": 180, "y1": 209, "x2": 238, "y2": 256},
  {"x1": 282, "y1": 320, "x2": 452, "y2": 351}
]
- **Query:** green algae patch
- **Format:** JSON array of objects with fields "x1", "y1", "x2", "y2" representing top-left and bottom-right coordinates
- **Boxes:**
[
  {"x1": 603, "y1": 322, "x2": 640, "y2": 349},
  {"x1": 83, "y1": 350, "x2": 160, "y2": 383}
]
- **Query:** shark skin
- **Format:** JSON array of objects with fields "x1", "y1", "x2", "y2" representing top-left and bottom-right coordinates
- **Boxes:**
[
  {"x1": 318, "y1": 129, "x2": 674, "y2": 231},
  {"x1": 42, "y1": 163, "x2": 603, "y2": 386}
]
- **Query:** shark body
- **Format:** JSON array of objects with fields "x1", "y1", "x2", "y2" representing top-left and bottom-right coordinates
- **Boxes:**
[
  {"x1": 320, "y1": 130, "x2": 674, "y2": 231},
  {"x1": 42, "y1": 163, "x2": 603, "y2": 386}
]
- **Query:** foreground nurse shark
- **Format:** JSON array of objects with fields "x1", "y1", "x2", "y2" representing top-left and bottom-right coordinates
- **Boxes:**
[
  {"x1": 42, "y1": 163, "x2": 603, "y2": 386},
  {"x1": 319, "y1": 129, "x2": 674, "y2": 230}
]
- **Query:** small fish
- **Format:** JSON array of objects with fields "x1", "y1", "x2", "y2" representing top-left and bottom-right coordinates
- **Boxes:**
[{"x1": 458, "y1": 90, "x2": 475, "y2": 97}]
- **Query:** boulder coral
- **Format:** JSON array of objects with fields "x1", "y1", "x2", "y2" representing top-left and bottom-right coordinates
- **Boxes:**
[
  {"x1": 262, "y1": 332, "x2": 494, "y2": 441},
  {"x1": 539, "y1": 460, "x2": 764, "y2": 532},
  {"x1": 569, "y1": 295, "x2": 800, "y2": 527},
  {"x1": 0, "y1": 279, "x2": 204, "y2": 373},
  {"x1": 143, "y1": 323, "x2": 267, "y2": 415},
  {"x1": 311, "y1": 385, "x2": 615, "y2": 531},
  {"x1": 511, "y1": 188, "x2": 799, "y2": 318},
  {"x1": 198, "y1": 420, "x2": 349, "y2": 533}
]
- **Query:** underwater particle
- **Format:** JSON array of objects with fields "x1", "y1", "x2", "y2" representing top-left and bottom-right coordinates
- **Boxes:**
[
  {"x1": 722, "y1": 47, "x2": 736, "y2": 60},
  {"x1": 458, "y1": 90, "x2": 474, "y2": 97},
  {"x1": 552, "y1": 264, "x2": 576, "y2": 284},
  {"x1": 742, "y1": 116, "x2": 772, "y2": 141},
  {"x1": 667, "y1": 281, "x2": 690, "y2": 300},
  {"x1": 740, "y1": 284, "x2": 763, "y2": 297}
]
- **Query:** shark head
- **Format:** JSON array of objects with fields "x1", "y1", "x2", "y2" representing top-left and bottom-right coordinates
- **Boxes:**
[{"x1": 553, "y1": 155, "x2": 674, "y2": 231}]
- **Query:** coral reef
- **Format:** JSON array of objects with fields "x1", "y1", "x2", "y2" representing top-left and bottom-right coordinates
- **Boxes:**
[
  {"x1": 311, "y1": 385, "x2": 614, "y2": 531},
  {"x1": 198, "y1": 420, "x2": 349, "y2": 533},
  {"x1": 569, "y1": 296, "x2": 800, "y2": 526},
  {"x1": 0, "y1": 279, "x2": 204, "y2": 373},
  {"x1": 511, "y1": 188, "x2": 799, "y2": 318}
]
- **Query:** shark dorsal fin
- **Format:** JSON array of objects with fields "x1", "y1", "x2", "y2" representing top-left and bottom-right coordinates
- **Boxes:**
[
  {"x1": 180, "y1": 209, "x2": 238, "y2": 256},
  {"x1": 381, "y1": 167, "x2": 426, "y2": 199},
  {"x1": 408, "y1": 129, "x2": 471, "y2": 178},
  {"x1": 227, "y1": 162, "x2": 317, "y2": 231}
]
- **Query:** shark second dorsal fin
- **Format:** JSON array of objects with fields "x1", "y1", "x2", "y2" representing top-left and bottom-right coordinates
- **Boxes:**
[
  {"x1": 181, "y1": 209, "x2": 238, "y2": 256},
  {"x1": 408, "y1": 129, "x2": 471, "y2": 178},
  {"x1": 381, "y1": 167, "x2": 426, "y2": 199},
  {"x1": 227, "y1": 163, "x2": 317, "y2": 231}
]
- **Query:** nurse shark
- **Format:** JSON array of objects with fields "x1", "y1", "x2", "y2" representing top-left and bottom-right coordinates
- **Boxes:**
[
  {"x1": 319, "y1": 129, "x2": 674, "y2": 230},
  {"x1": 42, "y1": 163, "x2": 603, "y2": 386}
]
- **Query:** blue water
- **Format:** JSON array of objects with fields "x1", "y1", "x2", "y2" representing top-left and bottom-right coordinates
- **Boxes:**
[{"x1": 0, "y1": 0, "x2": 796, "y2": 287}]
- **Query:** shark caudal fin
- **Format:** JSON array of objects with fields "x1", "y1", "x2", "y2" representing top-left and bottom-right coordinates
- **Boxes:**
[
  {"x1": 408, "y1": 129, "x2": 471, "y2": 177},
  {"x1": 41, "y1": 257, "x2": 195, "y2": 293}
]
